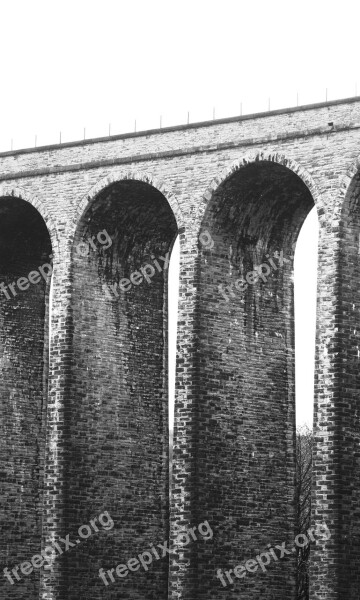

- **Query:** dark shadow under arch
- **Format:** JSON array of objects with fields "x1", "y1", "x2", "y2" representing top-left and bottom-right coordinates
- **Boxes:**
[
  {"x1": 66, "y1": 179, "x2": 177, "y2": 600},
  {"x1": 0, "y1": 197, "x2": 52, "y2": 600},
  {"x1": 195, "y1": 160, "x2": 316, "y2": 600}
]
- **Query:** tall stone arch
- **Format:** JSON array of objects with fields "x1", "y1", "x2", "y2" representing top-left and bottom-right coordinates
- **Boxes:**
[
  {"x1": 170, "y1": 152, "x2": 320, "y2": 600},
  {"x1": 0, "y1": 189, "x2": 53, "y2": 600},
  {"x1": 309, "y1": 159, "x2": 360, "y2": 599},
  {"x1": 74, "y1": 170, "x2": 183, "y2": 231},
  {"x1": 59, "y1": 174, "x2": 179, "y2": 600}
]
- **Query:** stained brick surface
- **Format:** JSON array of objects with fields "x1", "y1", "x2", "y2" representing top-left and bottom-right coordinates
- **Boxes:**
[
  {"x1": 66, "y1": 181, "x2": 176, "y2": 599},
  {"x1": 0, "y1": 199, "x2": 51, "y2": 600},
  {"x1": 0, "y1": 97, "x2": 359, "y2": 600},
  {"x1": 193, "y1": 163, "x2": 313, "y2": 600}
]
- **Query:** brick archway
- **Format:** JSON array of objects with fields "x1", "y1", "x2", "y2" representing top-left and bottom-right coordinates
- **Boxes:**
[
  {"x1": 0, "y1": 189, "x2": 53, "y2": 600},
  {"x1": 0, "y1": 183, "x2": 59, "y2": 256},
  {"x1": 65, "y1": 170, "x2": 178, "y2": 600},
  {"x1": 202, "y1": 150, "x2": 321, "y2": 208},
  {"x1": 191, "y1": 152, "x2": 318, "y2": 600},
  {"x1": 75, "y1": 169, "x2": 183, "y2": 233}
]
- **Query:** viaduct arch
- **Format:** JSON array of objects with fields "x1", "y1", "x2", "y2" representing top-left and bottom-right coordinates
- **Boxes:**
[{"x1": 0, "y1": 97, "x2": 359, "y2": 600}]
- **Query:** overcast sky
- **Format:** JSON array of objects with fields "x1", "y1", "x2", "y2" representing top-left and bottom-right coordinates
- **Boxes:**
[
  {"x1": 1, "y1": 0, "x2": 358, "y2": 150},
  {"x1": 2, "y1": 0, "x2": 357, "y2": 428}
]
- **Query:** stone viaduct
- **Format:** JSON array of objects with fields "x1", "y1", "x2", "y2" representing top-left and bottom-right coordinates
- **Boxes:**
[{"x1": 0, "y1": 97, "x2": 360, "y2": 600}]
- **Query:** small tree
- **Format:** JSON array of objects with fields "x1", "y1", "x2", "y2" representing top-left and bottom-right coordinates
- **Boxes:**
[{"x1": 295, "y1": 425, "x2": 313, "y2": 600}]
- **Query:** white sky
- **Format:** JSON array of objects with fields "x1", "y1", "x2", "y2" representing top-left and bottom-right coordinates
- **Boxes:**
[{"x1": 1, "y1": 0, "x2": 356, "y2": 428}]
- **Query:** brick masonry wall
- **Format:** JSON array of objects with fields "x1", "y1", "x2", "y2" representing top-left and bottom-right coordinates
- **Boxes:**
[
  {"x1": 310, "y1": 165, "x2": 360, "y2": 599},
  {"x1": 194, "y1": 162, "x2": 313, "y2": 600},
  {"x1": 338, "y1": 172, "x2": 360, "y2": 595},
  {"x1": 0, "y1": 97, "x2": 359, "y2": 599},
  {"x1": 65, "y1": 181, "x2": 176, "y2": 600},
  {"x1": 0, "y1": 198, "x2": 52, "y2": 600}
]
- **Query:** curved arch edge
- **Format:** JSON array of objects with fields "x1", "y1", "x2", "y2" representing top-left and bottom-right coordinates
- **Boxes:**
[
  {"x1": 75, "y1": 170, "x2": 183, "y2": 231},
  {"x1": 202, "y1": 151, "x2": 322, "y2": 209},
  {"x1": 0, "y1": 183, "x2": 59, "y2": 255},
  {"x1": 340, "y1": 155, "x2": 360, "y2": 203}
]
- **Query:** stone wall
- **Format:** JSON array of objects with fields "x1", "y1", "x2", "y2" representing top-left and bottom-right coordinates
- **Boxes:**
[{"x1": 0, "y1": 97, "x2": 359, "y2": 600}]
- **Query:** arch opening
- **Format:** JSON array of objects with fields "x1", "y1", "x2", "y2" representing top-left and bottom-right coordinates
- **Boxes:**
[
  {"x1": 196, "y1": 160, "x2": 316, "y2": 599},
  {"x1": 168, "y1": 236, "x2": 180, "y2": 482},
  {"x1": 294, "y1": 206, "x2": 318, "y2": 599},
  {"x1": 294, "y1": 206, "x2": 318, "y2": 432},
  {"x1": 67, "y1": 180, "x2": 177, "y2": 599},
  {"x1": 0, "y1": 197, "x2": 52, "y2": 600}
]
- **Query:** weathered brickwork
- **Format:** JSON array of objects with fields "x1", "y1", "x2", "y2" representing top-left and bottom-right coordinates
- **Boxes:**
[
  {"x1": 0, "y1": 199, "x2": 52, "y2": 600},
  {"x1": 194, "y1": 162, "x2": 314, "y2": 600},
  {"x1": 66, "y1": 181, "x2": 176, "y2": 600},
  {"x1": 0, "y1": 97, "x2": 360, "y2": 600}
]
